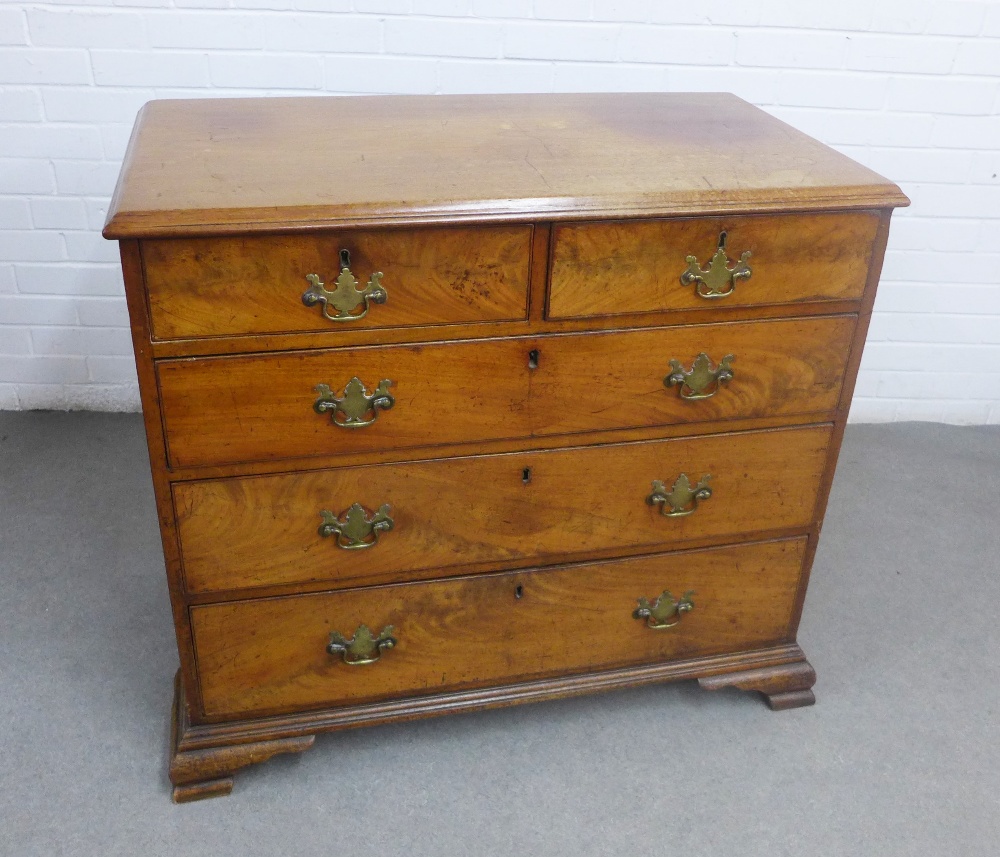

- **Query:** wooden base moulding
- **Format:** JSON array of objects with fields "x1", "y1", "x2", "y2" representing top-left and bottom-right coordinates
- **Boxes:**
[{"x1": 169, "y1": 645, "x2": 816, "y2": 802}]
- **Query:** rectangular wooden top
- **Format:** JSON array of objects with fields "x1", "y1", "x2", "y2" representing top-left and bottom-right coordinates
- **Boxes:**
[{"x1": 103, "y1": 92, "x2": 907, "y2": 239}]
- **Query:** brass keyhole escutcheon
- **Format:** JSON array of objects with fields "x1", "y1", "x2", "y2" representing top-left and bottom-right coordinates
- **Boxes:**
[{"x1": 528, "y1": 349, "x2": 540, "y2": 370}]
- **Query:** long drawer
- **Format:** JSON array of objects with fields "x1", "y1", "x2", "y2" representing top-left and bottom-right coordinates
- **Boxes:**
[
  {"x1": 176, "y1": 424, "x2": 830, "y2": 594},
  {"x1": 548, "y1": 211, "x2": 878, "y2": 319},
  {"x1": 142, "y1": 225, "x2": 533, "y2": 340},
  {"x1": 158, "y1": 315, "x2": 853, "y2": 469},
  {"x1": 191, "y1": 537, "x2": 807, "y2": 719}
]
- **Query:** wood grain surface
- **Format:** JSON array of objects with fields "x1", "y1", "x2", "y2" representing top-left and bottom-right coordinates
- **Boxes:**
[
  {"x1": 548, "y1": 211, "x2": 879, "y2": 319},
  {"x1": 157, "y1": 315, "x2": 853, "y2": 469},
  {"x1": 143, "y1": 225, "x2": 532, "y2": 340},
  {"x1": 103, "y1": 94, "x2": 907, "y2": 238},
  {"x1": 175, "y1": 424, "x2": 831, "y2": 594},
  {"x1": 191, "y1": 537, "x2": 807, "y2": 718},
  {"x1": 527, "y1": 315, "x2": 854, "y2": 437},
  {"x1": 100, "y1": 92, "x2": 912, "y2": 799}
]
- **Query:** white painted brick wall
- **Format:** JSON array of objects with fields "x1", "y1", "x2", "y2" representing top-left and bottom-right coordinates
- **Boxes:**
[{"x1": 0, "y1": 1, "x2": 998, "y2": 423}]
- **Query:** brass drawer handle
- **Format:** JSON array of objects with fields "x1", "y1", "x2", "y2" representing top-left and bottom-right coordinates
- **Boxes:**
[
  {"x1": 680, "y1": 231, "x2": 751, "y2": 299},
  {"x1": 318, "y1": 503, "x2": 393, "y2": 550},
  {"x1": 303, "y1": 249, "x2": 386, "y2": 322},
  {"x1": 647, "y1": 474, "x2": 712, "y2": 517},
  {"x1": 327, "y1": 624, "x2": 396, "y2": 665},
  {"x1": 634, "y1": 590, "x2": 694, "y2": 629},
  {"x1": 665, "y1": 352, "x2": 735, "y2": 400},
  {"x1": 314, "y1": 377, "x2": 394, "y2": 428}
]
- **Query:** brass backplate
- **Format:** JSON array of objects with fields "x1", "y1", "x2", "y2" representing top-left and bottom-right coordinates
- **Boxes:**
[
  {"x1": 302, "y1": 249, "x2": 386, "y2": 322},
  {"x1": 327, "y1": 624, "x2": 397, "y2": 665},
  {"x1": 318, "y1": 502, "x2": 394, "y2": 550},
  {"x1": 314, "y1": 377, "x2": 395, "y2": 428},
  {"x1": 665, "y1": 352, "x2": 735, "y2": 400},
  {"x1": 633, "y1": 590, "x2": 695, "y2": 629},
  {"x1": 647, "y1": 474, "x2": 712, "y2": 517},
  {"x1": 680, "y1": 232, "x2": 751, "y2": 299}
]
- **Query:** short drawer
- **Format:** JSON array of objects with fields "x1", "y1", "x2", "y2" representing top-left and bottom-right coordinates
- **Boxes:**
[
  {"x1": 548, "y1": 212, "x2": 879, "y2": 319},
  {"x1": 142, "y1": 225, "x2": 532, "y2": 340},
  {"x1": 191, "y1": 537, "x2": 807, "y2": 718},
  {"x1": 176, "y1": 425, "x2": 829, "y2": 594},
  {"x1": 158, "y1": 315, "x2": 853, "y2": 469}
]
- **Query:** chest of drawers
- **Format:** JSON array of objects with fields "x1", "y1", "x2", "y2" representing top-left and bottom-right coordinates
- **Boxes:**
[{"x1": 104, "y1": 93, "x2": 907, "y2": 802}]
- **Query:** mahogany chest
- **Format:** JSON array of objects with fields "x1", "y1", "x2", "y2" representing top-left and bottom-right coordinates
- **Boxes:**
[{"x1": 103, "y1": 93, "x2": 907, "y2": 801}]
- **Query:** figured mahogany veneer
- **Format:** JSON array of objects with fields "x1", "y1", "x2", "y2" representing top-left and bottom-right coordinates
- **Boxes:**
[
  {"x1": 158, "y1": 315, "x2": 853, "y2": 469},
  {"x1": 144, "y1": 225, "x2": 533, "y2": 340},
  {"x1": 192, "y1": 538, "x2": 808, "y2": 719},
  {"x1": 549, "y1": 211, "x2": 880, "y2": 319},
  {"x1": 104, "y1": 92, "x2": 907, "y2": 802},
  {"x1": 176, "y1": 425, "x2": 830, "y2": 595}
]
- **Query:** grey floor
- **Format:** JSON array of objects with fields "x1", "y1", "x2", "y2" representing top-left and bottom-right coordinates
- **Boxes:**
[{"x1": 1, "y1": 413, "x2": 998, "y2": 856}]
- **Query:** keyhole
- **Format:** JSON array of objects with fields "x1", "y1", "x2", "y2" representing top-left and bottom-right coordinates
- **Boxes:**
[
  {"x1": 528, "y1": 349, "x2": 539, "y2": 370},
  {"x1": 339, "y1": 248, "x2": 351, "y2": 269},
  {"x1": 514, "y1": 584, "x2": 524, "y2": 600},
  {"x1": 717, "y1": 231, "x2": 727, "y2": 251},
  {"x1": 522, "y1": 467, "x2": 532, "y2": 484}
]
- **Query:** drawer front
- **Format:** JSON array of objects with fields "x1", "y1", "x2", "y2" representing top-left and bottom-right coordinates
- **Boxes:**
[
  {"x1": 548, "y1": 212, "x2": 878, "y2": 319},
  {"x1": 159, "y1": 337, "x2": 532, "y2": 469},
  {"x1": 143, "y1": 225, "x2": 532, "y2": 340},
  {"x1": 158, "y1": 315, "x2": 852, "y2": 469},
  {"x1": 177, "y1": 425, "x2": 830, "y2": 594},
  {"x1": 191, "y1": 537, "x2": 807, "y2": 718},
  {"x1": 527, "y1": 314, "x2": 853, "y2": 438}
]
